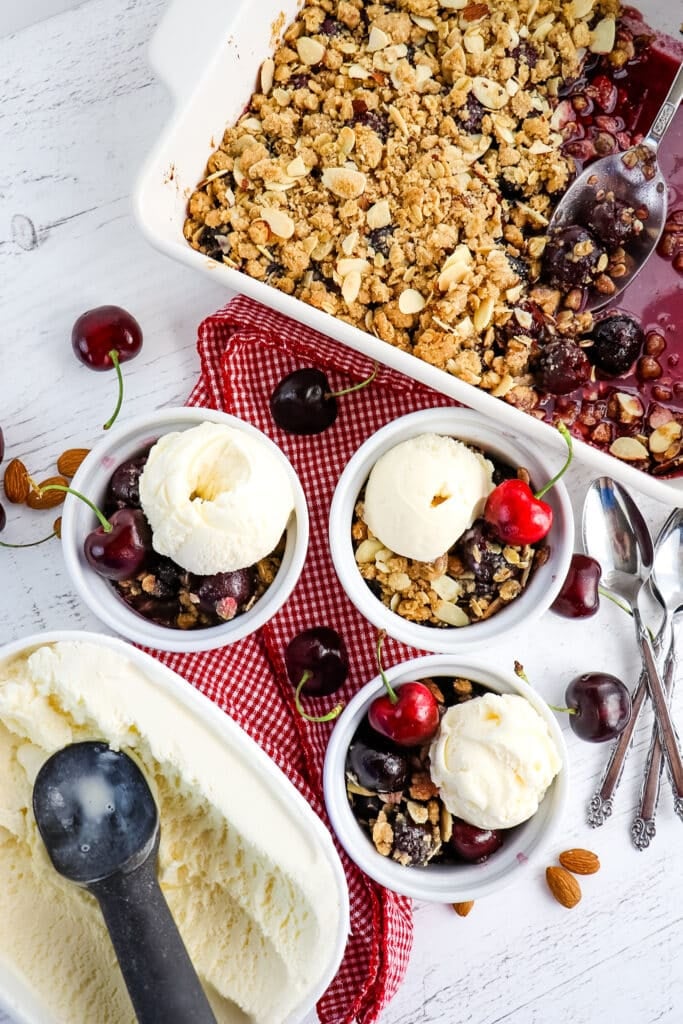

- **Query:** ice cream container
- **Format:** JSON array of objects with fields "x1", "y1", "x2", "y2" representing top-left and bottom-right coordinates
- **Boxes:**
[
  {"x1": 323, "y1": 653, "x2": 568, "y2": 903},
  {"x1": 328, "y1": 407, "x2": 574, "y2": 654},
  {"x1": 0, "y1": 630, "x2": 349, "y2": 1024},
  {"x1": 59, "y1": 407, "x2": 309, "y2": 653}
]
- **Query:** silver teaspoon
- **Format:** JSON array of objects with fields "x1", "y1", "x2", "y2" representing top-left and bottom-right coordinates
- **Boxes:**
[
  {"x1": 547, "y1": 62, "x2": 683, "y2": 312},
  {"x1": 582, "y1": 478, "x2": 683, "y2": 819},
  {"x1": 632, "y1": 509, "x2": 683, "y2": 849}
]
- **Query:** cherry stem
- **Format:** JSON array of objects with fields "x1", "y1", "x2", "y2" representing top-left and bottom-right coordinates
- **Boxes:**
[
  {"x1": 39, "y1": 485, "x2": 111, "y2": 532},
  {"x1": 103, "y1": 349, "x2": 124, "y2": 431},
  {"x1": 598, "y1": 585, "x2": 655, "y2": 642},
  {"x1": 327, "y1": 363, "x2": 379, "y2": 399},
  {"x1": 0, "y1": 531, "x2": 56, "y2": 549},
  {"x1": 293, "y1": 671, "x2": 343, "y2": 723},
  {"x1": 376, "y1": 630, "x2": 398, "y2": 705},
  {"x1": 548, "y1": 704, "x2": 578, "y2": 715},
  {"x1": 535, "y1": 422, "x2": 573, "y2": 500}
]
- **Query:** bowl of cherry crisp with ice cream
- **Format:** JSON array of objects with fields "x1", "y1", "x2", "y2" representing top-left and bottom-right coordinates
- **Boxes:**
[
  {"x1": 323, "y1": 645, "x2": 568, "y2": 903},
  {"x1": 329, "y1": 407, "x2": 574, "y2": 654},
  {"x1": 59, "y1": 407, "x2": 308, "y2": 652}
]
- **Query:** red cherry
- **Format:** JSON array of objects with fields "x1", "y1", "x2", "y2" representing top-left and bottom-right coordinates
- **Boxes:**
[
  {"x1": 72, "y1": 306, "x2": 142, "y2": 370},
  {"x1": 368, "y1": 681, "x2": 440, "y2": 747},
  {"x1": 367, "y1": 632, "x2": 440, "y2": 747},
  {"x1": 84, "y1": 508, "x2": 152, "y2": 580},
  {"x1": 551, "y1": 554, "x2": 601, "y2": 618},
  {"x1": 484, "y1": 422, "x2": 572, "y2": 546},
  {"x1": 0, "y1": 426, "x2": 5, "y2": 463},
  {"x1": 484, "y1": 479, "x2": 552, "y2": 546}
]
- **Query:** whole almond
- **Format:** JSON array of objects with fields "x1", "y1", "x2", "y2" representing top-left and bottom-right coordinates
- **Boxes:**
[
  {"x1": 56, "y1": 448, "x2": 90, "y2": 478},
  {"x1": 546, "y1": 866, "x2": 582, "y2": 909},
  {"x1": 4, "y1": 459, "x2": 30, "y2": 504},
  {"x1": 53, "y1": 516, "x2": 62, "y2": 539},
  {"x1": 559, "y1": 849, "x2": 600, "y2": 875},
  {"x1": 452, "y1": 901, "x2": 475, "y2": 917},
  {"x1": 26, "y1": 476, "x2": 70, "y2": 510}
]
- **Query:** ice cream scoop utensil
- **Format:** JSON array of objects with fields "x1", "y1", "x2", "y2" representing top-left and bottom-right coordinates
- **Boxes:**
[
  {"x1": 547, "y1": 63, "x2": 683, "y2": 312},
  {"x1": 582, "y1": 478, "x2": 683, "y2": 820},
  {"x1": 32, "y1": 741, "x2": 217, "y2": 1024},
  {"x1": 632, "y1": 509, "x2": 683, "y2": 848}
]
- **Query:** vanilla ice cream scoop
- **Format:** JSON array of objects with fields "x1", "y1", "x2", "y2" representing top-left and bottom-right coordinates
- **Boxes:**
[
  {"x1": 429, "y1": 693, "x2": 562, "y2": 830},
  {"x1": 139, "y1": 421, "x2": 295, "y2": 575},
  {"x1": 362, "y1": 433, "x2": 494, "y2": 563}
]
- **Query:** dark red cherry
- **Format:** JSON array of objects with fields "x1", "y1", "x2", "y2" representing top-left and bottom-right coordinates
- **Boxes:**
[
  {"x1": 197, "y1": 569, "x2": 255, "y2": 621},
  {"x1": 591, "y1": 196, "x2": 641, "y2": 249},
  {"x1": 347, "y1": 737, "x2": 409, "y2": 792},
  {"x1": 284, "y1": 626, "x2": 349, "y2": 696},
  {"x1": 587, "y1": 315, "x2": 644, "y2": 377},
  {"x1": 542, "y1": 226, "x2": 605, "y2": 291},
  {"x1": 84, "y1": 508, "x2": 152, "y2": 581},
  {"x1": 72, "y1": 305, "x2": 143, "y2": 371},
  {"x1": 551, "y1": 554, "x2": 601, "y2": 618},
  {"x1": 270, "y1": 369, "x2": 338, "y2": 435},
  {"x1": 534, "y1": 338, "x2": 591, "y2": 395},
  {"x1": 0, "y1": 427, "x2": 4, "y2": 463},
  {"x1": 106, "y1": 451, "x2": 151, "y2": 511},
  {"x1": 563, "y1": 672, "x2": 631, "y2": 742},
  {"x1": 451, "y1": 820, "x2": 503, "y2": 862},
  {"x1": 0, "y1": 502, "x2": 5, "y2": 532}
]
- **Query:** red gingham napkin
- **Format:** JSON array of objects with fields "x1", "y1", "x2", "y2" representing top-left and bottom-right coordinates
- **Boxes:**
[{"x1": 151, "y1": 295, "x2": 458, "y2": 1024}]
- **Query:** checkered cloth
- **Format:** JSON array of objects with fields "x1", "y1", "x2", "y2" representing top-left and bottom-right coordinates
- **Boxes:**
[{"x1": 151, "y1": 295, "x2": 457, "y2": 1023}]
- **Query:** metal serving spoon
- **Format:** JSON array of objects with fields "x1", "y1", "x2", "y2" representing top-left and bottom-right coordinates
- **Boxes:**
[
  {"x1": 547, "y1": 62, "x2": 683, "y2": 312},
  {"x1": 632, "y1": 509, "x2": 683, "y2": 849},
  {"x1": 33, "y1": 741, "x2": 217, "y2": 1024},
  {"x1": 582, "y1": 478, "x2": 683, "y2": 819}
]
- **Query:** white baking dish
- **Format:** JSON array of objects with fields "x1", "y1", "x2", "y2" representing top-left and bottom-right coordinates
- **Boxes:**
[
  {"x1": 134, "y1": 0, "x2": 683, "y2": 505},
  {"x1": 0, "y1": 630, "x2": 349, "y2": 1024}
]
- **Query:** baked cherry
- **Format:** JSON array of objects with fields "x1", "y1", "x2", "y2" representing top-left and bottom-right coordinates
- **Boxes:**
[
  {"x1": 587, "y1": 315, "x2": 644, "y2": 377},
  {"x1": 551, "y1": 554, "x2": 601, "y2": 618},
  {"x1": 270, "y1": 364, "x2": 377, "y2": 435},
  {"x1": 106, "y1": 451, "x2": 150, "y2": 511},
  {"x1": 0, "y1": 427, "x2": 4, "y2": 463},
  {"x1": 534, "y1": 338, "x2": 592, "y2": 395},
  {"x1": 367, "y1": 632, "x2": 440, "y2": 747},
  {"x1": 84, "y1": 508, "x2": 152, "y2": 581},
  {"x1": 71, "y1": 306, "x2": 143, "y2": 429},
  {"x1": 451, "y1": 820, "x2": 503, "y2": 863},
  {"x1": 284, "y1": 626, "x2": 349, "y2": 722},
  {"x1": 484, "y1": 422, "x2": 572, "y2": 546},
  {"x1": 456, "y1": 520, "x2": 508, "y2": 590},
  {"x1": 554, "y1": 672, "x2": 631, "y2": 742},
  {"x1": 591, "y1": 196, "x2": 642, "y2": 249},
  {"x1": 542, "y1": 226, "x2": 605, "y2": 291},
  {"x1": 347, "y1": 738, "x2": 409, "y2": 793},
  {"x1": 197, "y1": 569, "x2": 255, "y2": 621}
]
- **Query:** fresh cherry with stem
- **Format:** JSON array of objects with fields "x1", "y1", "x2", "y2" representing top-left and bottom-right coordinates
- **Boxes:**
[
  {"x1": 270, "y1": 363, "x2": 378, "y2": 435},
  {"x1": 549, "y1": 672, "x2": 631, "y2": 742},
  {"x1": 367, "y1": 631, "x2": 440, "y2": 747},
  {"x1": 71, "y1": 306, "x2": 143, "y2": 430},
  {"x1": 39, "y1": 483, "x2": 152, "y2": 580},
  {"x1": 484, "y1": 422, "x2": 572, "y2": 546},
  {"x1": 284, "y1": 626, "x2": 349, "y2": 723},
  {"x1": 551, "y1": 554, "x2": 601, "y2": 618}
]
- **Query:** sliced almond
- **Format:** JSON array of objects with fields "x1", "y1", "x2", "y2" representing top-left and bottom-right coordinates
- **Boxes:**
[
  {"x1": 336, "y1": 257, "x2": 370, "y2": 277},
  {"x1": 528, "y1": 140, "x2": 553, "y2": 154},
  {"x1": 415, "y1": 65, "x2": 433, "y2": 88},
  {"x1": 471, "y1": 76, "x2": 508, "y2": 110},
  {"x1": 296, "y1": 36, "x2": 325, "y2": 66},
  {"x1": 398, "y1": 288, "x2": 426, "y2": 315},
  {"x1": 570, "y1": 0, "x2": 594, "y2": 17},
  {"x1": 342, "y1": 269, "x2": 362, "y2": 305},
  {"x1": 589, "y1": 17, "x2": 616, "y2": 54},
  {"x1": 432, "y1": 575, "x2": 462, "y2": 602},
  {"x1": 367, "y1": 199, "x2": 392, "y2": 230},
  {"x1": 260, "y1": 57, "x2": 275, "y2": 95},
  {"x1": 435, "y1": 601, "x2": 470, "y2": 627},
  {"x1": 388, "y1": 104, "x2": 409, "y2": 136},
  {"x1": 649, "y1": 421, "x2": 682, "y2": 454},
  {"x1": 440, "y1": 0, "x2": 468, "y2": 7},
  {"x1": 615, "y1": 393, "x2": 643, "y2": 421},
  {"x1": 337, "y1": 125, "x2": 356, "y2": 158},
  {"x1": 322, "y1": 167, "x2": 366, "y2": 199},
  {"x1": 473, "y1": 295, "x2": 494, "y2": 332},
  {"x1": 286, "y1": 155, "x2": 308, "y2": 178},
  {"x1": 355, "y1": 538, "x2": 385, "y2": 564},
  {"x1": 259, "y1": 208, "x2": 295, "y2": 239},
  {"x1": 412, "y1": 15, "x2": 438, "y2": 30},
  {"x1": 463, "y1": 31, "x2": 485, "y2": 55},
  {"x1": 341, "y1": 230, "x2": 359, "y2": 256},
  {"x1": 609, "y1": 436, "x2": 649, "y2": 461},
  {"x1": 368, "y1": 26, "x2": 390, "y2": 51},
  {"x1": 348, "y1": 63, "x2": 371, "y2": 79}
]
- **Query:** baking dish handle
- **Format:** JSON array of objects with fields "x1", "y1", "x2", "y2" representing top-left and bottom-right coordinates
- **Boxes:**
[{"x1": 149, "y1": 0, "x2": 226, "y2": 103}]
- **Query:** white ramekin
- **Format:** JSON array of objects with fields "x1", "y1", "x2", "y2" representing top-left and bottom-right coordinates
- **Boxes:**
[
  {"x1": 323, "y1": 654, "x2": 569, "y2": 903},
  {"x1": 328, "y1": 407, "x2": 574, "y2": 654},
  {"x1": 60, "y1": 407, "x2": 308, "y2": 652}
]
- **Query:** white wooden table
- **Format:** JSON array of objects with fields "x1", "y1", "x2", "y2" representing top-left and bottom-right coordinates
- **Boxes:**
[{"x1": 0, "y1": 2, "x2": 681, "y2": 1022}]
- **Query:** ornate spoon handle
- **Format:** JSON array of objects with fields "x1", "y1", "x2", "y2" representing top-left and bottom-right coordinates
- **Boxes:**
[
  {"x1": 587, "y1": 626, "x2": 665, "y2": 828},
  {"x1": 632, "y1": 636, "x2": 678, "y2": 849}
]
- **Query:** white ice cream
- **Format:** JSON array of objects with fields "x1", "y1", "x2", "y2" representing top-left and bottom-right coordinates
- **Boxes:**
[
  {"x1": 362, "y1": 433, "x2": 494, "y2": 562},
  {"x1": 429, "y1": 693, "x2": 562, "y2": 830},
  {"x1": 0, "y1": 641, "x2": 341, "y2": 1024},
  {"x1": 139, "y1": 422, "x2": 295, "y2": 575}
]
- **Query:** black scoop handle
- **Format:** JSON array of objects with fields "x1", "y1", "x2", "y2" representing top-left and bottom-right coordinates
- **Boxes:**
[{"x1": 90, "y1": 857, "x2": 217, "y2": 1024}]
